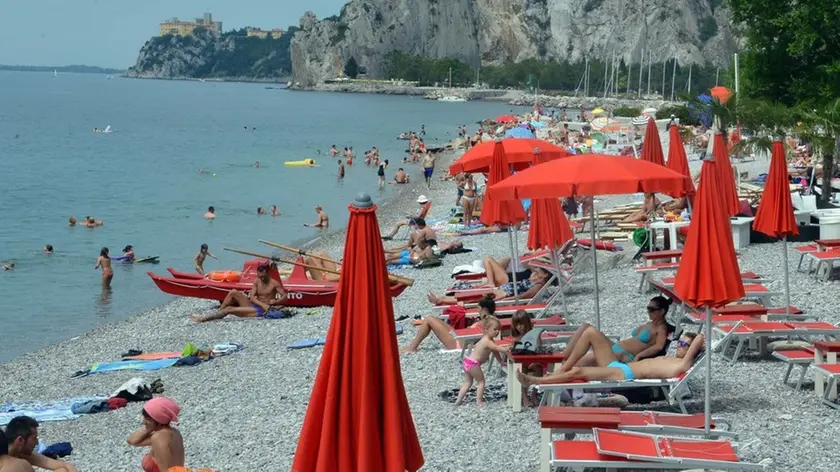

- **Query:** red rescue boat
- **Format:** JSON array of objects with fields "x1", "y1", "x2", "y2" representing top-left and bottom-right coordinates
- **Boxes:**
[{"x1": 148, "y1": 258, "x2": 408, "y2": 307}]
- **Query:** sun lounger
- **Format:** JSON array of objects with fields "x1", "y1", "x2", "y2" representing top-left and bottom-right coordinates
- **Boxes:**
[
  {"x1": 814, "y1": 364, "x2": 840, "y2": 408},
  {"x1": 682, "y1": 305, "x2": 808, "y2": 324},
  {"x1": 794, "y1": 244, "x2": 819, "y2": 272},
  {"x1": 549, "y1": 428, "x2": 768, "y2": 471},
  {"x1": 812, "y1": 341, "x2": 840, "y2": 399},
  {"x1": 771, "y1": 348, "x2": 814, "y2": 390},
  {"x1": 715, "y1": 321, "x2": 840, "y2": 364},
  {"x1": 805, "y1": 249, "x2": 840, "y2": 281},
  {"x1": 537, "y1": 407, "x2": 736, "y2": 472}
]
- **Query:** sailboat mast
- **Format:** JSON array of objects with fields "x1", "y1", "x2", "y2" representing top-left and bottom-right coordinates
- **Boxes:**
[
  {"x1": 627, "y1": 60, "x2": 632, "y2": 95},
  {"x1": 637, "y1": 49, "x2": 644, "y2": 98},
  {"x1": 661, "y1": 58, "x2": 666, "y2": 99},
  {"x1": 647, "y1": 50, "x2": 652, "y2": 96},
  {"x1": 603, "y1": 53, "x2": 609, "y2": 98},
  {"x1": 686, "y1": 63, "x2": 692, "y2": 94},
  {"x1": 670, "y1": 57, "x2": 677, "y2": 101},
  {"x1": 448, "y1": 67, "x2": 452, "y2": 88},
  {"x1": 585, "y1": 58, "x2": 590, "y2": 97}
]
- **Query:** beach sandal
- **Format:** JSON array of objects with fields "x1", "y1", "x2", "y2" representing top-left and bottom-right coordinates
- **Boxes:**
[
  {"x1": 121, "y1": 349, "x2": 143, "y2": 358},
  {"x1": 287, "y1": 338, "x2": 326, "y2": 350}
]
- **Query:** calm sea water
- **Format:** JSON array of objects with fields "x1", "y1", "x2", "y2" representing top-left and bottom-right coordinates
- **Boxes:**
[{"x1": 0, "y1": 71, "x2": 525, "y2": 362}]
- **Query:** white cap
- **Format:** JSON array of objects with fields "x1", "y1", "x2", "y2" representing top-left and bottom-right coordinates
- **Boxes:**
[{"x1": 417, "y1": 195, "x2": 429, "y2": 204}]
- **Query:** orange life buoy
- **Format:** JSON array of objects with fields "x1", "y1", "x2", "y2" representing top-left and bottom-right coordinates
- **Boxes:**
[{"x1": 206, "y1": 270, "x2": 241, "y2": 282}]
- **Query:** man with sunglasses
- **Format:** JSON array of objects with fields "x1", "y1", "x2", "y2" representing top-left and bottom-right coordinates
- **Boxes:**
[
  {"x1": 190, "y1": 262, "x2": 286, "y2": 322},
  {"x1": 518, "y1": 333, "x2": 703, "y2": 386}
]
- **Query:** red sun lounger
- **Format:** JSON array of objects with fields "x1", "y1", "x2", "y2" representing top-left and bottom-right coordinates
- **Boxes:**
[
  {"x1": 805, "y1": 249, "x2": 840, "y2": 281},
  {"x1": 550, "y1": 428, "x2": 767, "y2": 471},
  {"x1": 794, "y1": 244, "x2": 819, "y2": 272},
  {"x1": 771, "y1": 348, "x2": 814, "y2": 390},
  {"x1": 814, "y1": 364, "x2": 840, "y2": 409},
  {"x1": 537, "y1": 408, "x2": 736, "y2": 472},
  {"x1": 714, "y1": 321, "x2": 840, "y2": 364}
]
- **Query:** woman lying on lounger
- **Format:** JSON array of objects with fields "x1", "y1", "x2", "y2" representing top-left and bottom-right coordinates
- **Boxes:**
[
  {"x1": 518, "y1": 332, "x2": 703, "y2": 385},
  {"x1": 426, "y1": 266, "x2": 554, "y2": 305},
  {"x1": 401, "y1": 296, "x2": 496, "y2": 353},
  {"x1": 556, "y1": 296, "x2": 674, "y2": 370},
  {"x1": 476, "y1": 255, "x2": 533, "y2": 288},
  {"x1": 456, "y1": 224, "x2": 511, "y2": 236}
]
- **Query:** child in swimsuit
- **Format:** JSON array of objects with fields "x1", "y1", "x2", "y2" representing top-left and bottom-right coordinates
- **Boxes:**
[{"x1": 455, "y1": 316, "x2": 510, "y2": 407}]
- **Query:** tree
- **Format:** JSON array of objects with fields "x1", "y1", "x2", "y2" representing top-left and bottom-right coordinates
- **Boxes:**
[
  {"x1": 798, "y1": 99, "x2": 840, "y2": 203},
  {"x1": 727, "y1": 0, "x2": 840, "y2": 104},
  {"x1": 344, "y1": 56, "x2": 359, "y2": 79},
  {"x1": 734, "y1": 100, "x2": 794, "y2": 157}
]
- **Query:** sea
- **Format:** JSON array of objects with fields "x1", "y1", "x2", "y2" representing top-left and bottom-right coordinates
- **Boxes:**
[{"x1": 0, "y1": 70, "x2": 526, "y2": 362}]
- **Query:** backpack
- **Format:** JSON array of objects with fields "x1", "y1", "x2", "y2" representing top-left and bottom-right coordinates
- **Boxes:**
[{"x1": 512, "y1": 328, "x2": 544, "y2": 355}]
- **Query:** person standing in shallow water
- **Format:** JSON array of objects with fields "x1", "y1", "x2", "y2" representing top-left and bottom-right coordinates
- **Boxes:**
[
  {"x1": 95, "y1": 247, "x2": 113, "y2": 287},
  {"x1": 337, "y1": 160, "x2": 345, "y2": 181}
]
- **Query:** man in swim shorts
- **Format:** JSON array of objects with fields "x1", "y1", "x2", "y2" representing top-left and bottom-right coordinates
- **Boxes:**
[
  {"x1": 5, "y1": 416, "x2": 77, "y2": 471},
  {"x1": 191, "y1": 262, "x2": 287, "y2": 322},
  {"x1": 381, "y1": 196, "x2": 432, "y2": 240},
  {"x1": 421, "y1": 152, "x2": 437, "y2": 187},
  {"x1": 517, "y1": 333, "x2": 703, "y2": 386},
  {"x1": 385, "y1": 236, "x2": 433, "y2": 266},
  {"x1": 392, "y1": 168, "x2": 409, "y2": 184}
]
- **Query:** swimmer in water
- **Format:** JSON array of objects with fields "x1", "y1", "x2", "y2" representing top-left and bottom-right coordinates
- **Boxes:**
[
  {"x1": 95, "y1": 247, "x2": 113, "y2": 287},
  {"x1": 257, "y1": 207, "x2": 265, "y2": 215},
  {"x1": 271, "y1": 205, "x2": 280, "y2": 216},
  {"x1": 199, "y1": 168, "x2": 206, "y2": 174},
  {"x1": 68, "y1": 216, "x2": 77, "y2": 227},
  {"x1": 337, "y1": 160, "x2": 345, "y2": 180},
  {"x1": 204, "y1": 206, "x2": 216, "y2": 219},
  {"x1": 254, "y1": 161, "x2": 260, "y2": 168},
  {"x1": 304, "y1": 205, "x2": 329, "y2": 229},
  {"x1": 84, "y1": 216, "x2": 103, "y2": 227},
  {"x1": 330, "y1": 145, "x2": 338, "y2": 157},
  {"x1": 194, "y1": 243, "x2": 220, "y2": 275},
  {"x1": 122, "y1": 245, "x2": 135, "y2": 261},
  {"x1": 4, "y1": 262, "x2": 15, "y2": 271},
  {"x1": 44, "y1": 244, "x2": 54, "y2": 254}
]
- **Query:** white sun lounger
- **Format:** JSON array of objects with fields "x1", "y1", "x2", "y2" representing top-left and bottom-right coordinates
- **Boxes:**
[{"x1": 714, "y1": 321, "x2": 840, "y2": 364}]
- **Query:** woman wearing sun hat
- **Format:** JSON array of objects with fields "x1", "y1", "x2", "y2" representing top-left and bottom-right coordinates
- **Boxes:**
[
  {"x1": 381, "y1": 194, "x2": 432, "y2": 240},
  {"x1": 127, "y1": 397, "x2": 185, "y2": 472}
]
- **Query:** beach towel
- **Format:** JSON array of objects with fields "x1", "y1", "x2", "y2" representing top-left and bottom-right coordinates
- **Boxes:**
[
  {"x1": 81, "y1": 358, "x2": 179, "y2": 376},
  {"x1": 123, "y1": 352, "x2": 182, "y2": 361},
  {"x1": 0, "y1": 395, "x2": 108, "y2": 426}
]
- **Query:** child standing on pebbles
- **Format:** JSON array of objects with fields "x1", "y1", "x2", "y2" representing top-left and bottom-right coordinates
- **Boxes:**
[{"x1": 455, "y1": 316, "x2": 510, "y2": 407}]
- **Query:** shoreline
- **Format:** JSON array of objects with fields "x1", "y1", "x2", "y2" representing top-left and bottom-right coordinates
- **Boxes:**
[{"x1": 120, "y1": 74, "x2": 291, "y2": 84}]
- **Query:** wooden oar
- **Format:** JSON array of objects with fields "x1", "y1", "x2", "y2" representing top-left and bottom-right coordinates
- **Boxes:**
[
  {"x1": 258, "y1": 240, "x2": 415, "y2": 287},
  {"x1": 223, "y1": 248, "x2": 340, "y2": 276},
  {"x1": 226, "y1": 247, "x2": 414, "y2": 286}
]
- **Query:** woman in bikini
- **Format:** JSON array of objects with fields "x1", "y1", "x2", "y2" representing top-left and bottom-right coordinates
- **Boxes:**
[
  {"x1": 128, "y1": 397, "x2": 185, "y2": 472},
  {"x1": 460, "y1": 173, "x2": 478, "y2": 226},
  {"x1": 556, "y1": 296, "x2": 673, "y2": 373},
  {"x1": 95, "y1": 247, "x2": 113, "y2": 288},
  {"x1": 401, "y1": 296, "x2": 496, "y2": 353}
]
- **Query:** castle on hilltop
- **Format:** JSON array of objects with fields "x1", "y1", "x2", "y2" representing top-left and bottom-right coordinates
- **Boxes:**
[{"x1": 159, "y1": 13, "x2": 222, "y2": 37}]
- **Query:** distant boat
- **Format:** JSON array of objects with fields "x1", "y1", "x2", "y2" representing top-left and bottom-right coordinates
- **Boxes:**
[
  {"x1": 53, "y1": 69, "x2": 58, "y2": 78},
  {"x1": 438, "y1": 96, "x2": 467, "y2": 103},
  {"x1": 106, "y1": 75, "x2": 114, "y2": 80}
]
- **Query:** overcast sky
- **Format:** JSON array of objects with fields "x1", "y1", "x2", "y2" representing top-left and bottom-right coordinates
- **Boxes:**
[{"x1": 0, "y1": 0, "x2": 347, "y2": 68}]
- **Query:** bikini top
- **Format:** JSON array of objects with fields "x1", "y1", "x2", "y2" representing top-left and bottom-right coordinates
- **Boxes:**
[
  {"x1": 631, "y1": 325, "x2": 653, "y2": 344},
  {"x1": 142, "y1": 454, "x2": 160, "y2": 472}
]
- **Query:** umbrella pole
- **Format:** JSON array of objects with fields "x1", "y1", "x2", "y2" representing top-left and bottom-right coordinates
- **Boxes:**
[
  {"x1": 507, "y1": 229, "x2": 519, "y2": 303},
  {"x1": 591, "y1": 204, "x2": 601, "y2": 330},
  {"x1": 704, "y1": 306, "x2": 712, "y2": 436},
  {"x1": 783, "y1": 235, "x2": 791, "y2": 317},
  {"x1": 550, "y1": 247, "x2": 569, "y2": 316},
  {"x1": 513, "y1": 227, "x2": 522, "y2": 302}
]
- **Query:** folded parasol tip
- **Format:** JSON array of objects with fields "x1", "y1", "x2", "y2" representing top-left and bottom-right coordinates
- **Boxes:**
[
  {"x1": 495, "y1": 136, "x2": 503, "y2": 143},
  {"x1": 533, "y1": 147, "x2": 542, "y2": 154},
  {"x1": 353, "y1": 193, "x2": 374, "y2": 209}
]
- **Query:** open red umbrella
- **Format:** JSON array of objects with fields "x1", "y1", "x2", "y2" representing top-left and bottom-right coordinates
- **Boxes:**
[
  {"x1": 292, "y1": 194, "x2": 424, "y2": 472},
  {"x1": 641, "y1": 117, "x2": 665, "y2": 167},
  {"x1": 495, "y1": 114, "x2": 516, "y2": 123},
  {"x1": 710, "y1": 85, "x2": 732, "y2": 104},
  {"x1": 712, "y1": 133, "x2": 740, "y2": 216},
  {"x1": 666, "y1": 125, "x2": 696, "y2": 197},
  {"x1": 449, "y1": 138, "x2": 570, "y2": 175},
  {"x1": 488, "y1": 154, "x2": 690, "y2": 328},
  {"x1": 672, "y1": 158, "x2": 744, "y2": 436},
  {"x1": 753, "y1": 140, "x2": 799, "y2": 317}
]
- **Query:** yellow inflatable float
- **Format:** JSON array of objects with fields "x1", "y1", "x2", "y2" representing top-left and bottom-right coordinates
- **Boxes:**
[{"x1": 284, "y1": 158, "x2": 316, "y2": 167}]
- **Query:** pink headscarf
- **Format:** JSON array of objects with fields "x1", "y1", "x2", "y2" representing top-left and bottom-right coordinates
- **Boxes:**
[{"x1": 144, "y1": 397, "x2": 181, "y2": 424}]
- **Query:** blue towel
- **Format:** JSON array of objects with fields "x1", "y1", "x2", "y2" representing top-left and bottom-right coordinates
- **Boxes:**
[
  {"x1": 87, "y1": 358, "x2": 179, "y2": 375},
  {"x1": 388, "y1": 264, "x2": 410, "y2": 270},
  {"x1": 0, "y1": 395, "x2": 108, "y2": 426}
]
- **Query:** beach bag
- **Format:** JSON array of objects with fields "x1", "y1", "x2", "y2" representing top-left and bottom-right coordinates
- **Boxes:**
[{"x1": 512, "y1": 328, "x2": 544, "y2": 355}]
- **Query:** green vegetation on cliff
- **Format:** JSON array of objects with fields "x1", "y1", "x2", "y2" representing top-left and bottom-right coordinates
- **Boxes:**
[
  {"x1": 130, "y1": 27, "x2": 297, "y2": 79},
  {"x1": 382, "y1": 51, "x2": 724, "y2": 96}
]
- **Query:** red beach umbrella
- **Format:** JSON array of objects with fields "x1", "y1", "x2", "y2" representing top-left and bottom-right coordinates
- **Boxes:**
[
  {"x1": 710, "y1": 85, "x2": 732, "y2": 104},
  {"x1": 480, "y1": 141, "x2": 527, "y2": 228},
  {"x1": 449, "y1": 138, "x2": 570, "y2": 175},
  {"x1": 487, "y1": 154, "x2": 690, "y2": 328},
  {"x1": 641, "y1": 117, "x2": 666, "y2": 167},
  {"x1": 292, "y1": 194, "x2": 424, "y2": 472},
  {"x1": 672, "y1": 158, "x2": 745, "y2": 436},
  {"x1": 526, "y1": 150, "x2": 575, "y2": 251},
  {"x1": 666, "y1": 125, "x2": 696, "y2": 197},
  {"x1": 753, "y1": 140, "x2": 799, "y2": 316},
  {"x1": 712, "y1": 133, "x2": 740, "y2": 216},
  {"x1": 495, "y1": 114, "x2": 516, "y2": 123}
]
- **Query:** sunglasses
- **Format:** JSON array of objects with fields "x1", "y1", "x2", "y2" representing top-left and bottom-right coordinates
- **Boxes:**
[
  {"x1": 677, "y1": 340, "x2": 690, "y2": 348},
  {"x1": 646, "y1": 306, "x2": 661, "y2": 312}
]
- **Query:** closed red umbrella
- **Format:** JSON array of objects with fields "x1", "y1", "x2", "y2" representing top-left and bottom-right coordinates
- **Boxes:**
[
  {"x1": 488, "y1": 154, "x2": 690, "y2": 328},
  {"x1": 666, "y1": 125, "x2": 696, "y2": 197},
  {"x1": 712, "y1": 133, "x2": 740, "y2": 216},
  {"x1": 641, "y1": 117, "x2": 665, "y2": 166},
  {"x1": 293, "y1": 194, "x2": 424, "y2": 472},
  {"x1": 480, "y1": 141, "x2": 527, "y2": 228},
  {"x1": 672, "y1": 158, "x2": 745, "y2": 436},
  {"x1": 449, "y1": 138, "x2": 571, "y2": 175},
  {"x1": 753, "y1": 140, "x2": 800, "y2": 317}
]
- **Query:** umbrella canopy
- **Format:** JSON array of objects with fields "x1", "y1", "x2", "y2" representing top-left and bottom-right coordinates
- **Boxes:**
[
  {"x1": 527, "y1": 150, "x2": 575, "y2": 251},
  {"x1": 495, "y1": 114, "x2": 516, "y2": 123},
  {"x1": 666, "y1": 125, "x2": 696, "y2": 197},
  {"x1": 753, "y1": 141, "x2": 799, "y2": 238},
  {"x1": 530, "y1": 120, "x2": 546, "y2": 128},
  {"x1": 449, "y1": 138, "x2": 570, "y2": 175},
  {"x1": 712, "y1": 133, "x2": 740, "y2": 216},
  {"x1": 292, "y1": 194, "x2": 424, "y2": 472},
  {"x1": 487, "y1": 154, "x2": 690, "y2": 201},
  {"x1": 505, "y1": 127, "x2": 535, "y2": 139},
  {"x1": 641, "y1": 117, "x2": 666, "y2": 166},
  {"x1": 672, "y1": 159, "x2": 744, "y2": 436},
  {"x1": 710, "y1": 85, "x2": 732, "y2": 104},
  {"x1": 480, "y1": 141, "x2": 527, "y2": 227},
  {"x1": 592, "y1": 108, "x2": 605, "y2": 115}
]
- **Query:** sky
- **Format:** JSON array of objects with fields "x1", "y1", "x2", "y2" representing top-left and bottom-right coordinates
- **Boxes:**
[{"x1": 0, "y1": 0, "x2": 348, "y2": 68}]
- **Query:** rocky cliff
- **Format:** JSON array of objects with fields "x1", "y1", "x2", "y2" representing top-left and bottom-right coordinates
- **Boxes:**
[
  {"x1": 291, "y1": 0, "x2": 738, "y2": 86},
  {"x1": 125, "y1": 28, "x2": 296, "y2": 81}
]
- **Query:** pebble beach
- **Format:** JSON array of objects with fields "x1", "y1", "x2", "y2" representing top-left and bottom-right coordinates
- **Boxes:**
[{"x1": 3, "y1": 142, "x2": 840, "y2": 472}]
